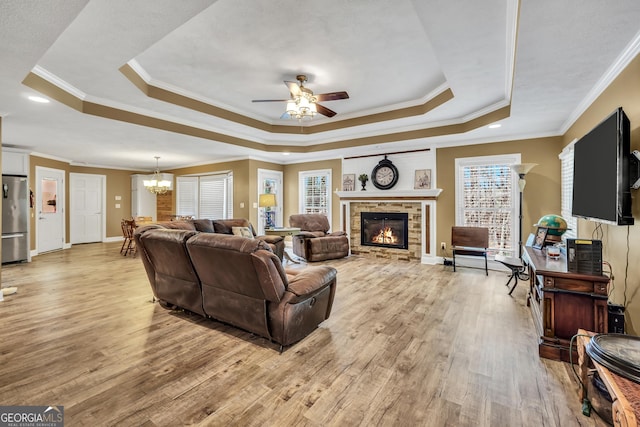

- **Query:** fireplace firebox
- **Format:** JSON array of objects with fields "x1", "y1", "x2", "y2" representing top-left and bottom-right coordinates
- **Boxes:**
[{"x1": 361, "y1": 212, "x2": 409, "y2": 249}]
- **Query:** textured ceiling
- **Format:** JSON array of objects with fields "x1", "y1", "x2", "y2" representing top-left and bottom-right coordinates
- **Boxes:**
[{"x1": 1, "y1": 0, "x2": 640, "y2": 171}]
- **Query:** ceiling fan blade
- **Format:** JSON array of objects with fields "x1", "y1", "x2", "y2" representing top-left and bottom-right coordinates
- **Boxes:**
[
  {"x1": 315, "y1": 91, "x2": 349, "y2": 102},
  {"x1": 252, "y1": 99, "x2": 289, "y2": 103},
  {"x1": 315, "y1": 103, "x2": 337, "y2": 118},
  {"x1": 285, "y1": 81, "x2": 302, "y2": 97}
]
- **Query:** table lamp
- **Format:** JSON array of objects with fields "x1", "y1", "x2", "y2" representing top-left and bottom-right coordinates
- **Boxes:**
[{"x1": 259, "y1": 193, "x2": 277, "y2": 229}]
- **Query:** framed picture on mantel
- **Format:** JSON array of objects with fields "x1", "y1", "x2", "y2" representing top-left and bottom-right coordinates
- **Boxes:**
[
  {"x1": 343, "y1": 174, "x2": 356, "y2": 191},
  {"x1": 414, "y1": 169, "x2": 431, "y2": 189}
]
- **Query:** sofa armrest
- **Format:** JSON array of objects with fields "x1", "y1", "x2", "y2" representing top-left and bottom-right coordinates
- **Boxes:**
[
  {"x1": 286, "y1": 266, "x2": 337, "y2": 298},
  {"x1": 327, "y1": 231, "x2": 346, "y2": 236},
  {"x1": 256, "y1": 234, "x2": 284, "y2": 245},
  {"x1": 297, "y1": 231, "x2": 318, "y2": 239}
]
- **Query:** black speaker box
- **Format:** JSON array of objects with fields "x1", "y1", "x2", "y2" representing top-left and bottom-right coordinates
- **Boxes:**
[
  {"x1": 608, "y1": 302, "x2": 625, "y2": 334},
  {"x1": 567, "y1": 239, "x2": 603, "y2": 275}
]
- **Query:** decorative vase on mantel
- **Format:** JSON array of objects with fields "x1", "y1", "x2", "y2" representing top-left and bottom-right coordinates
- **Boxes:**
[{"x1": 358, "y1": 174, "x2": 368, "y2": 191}]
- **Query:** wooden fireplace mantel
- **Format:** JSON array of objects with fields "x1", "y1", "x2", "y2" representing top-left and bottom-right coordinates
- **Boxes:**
[{"x1": 335, "y1": 189, "x2": 442, "y2": 200}]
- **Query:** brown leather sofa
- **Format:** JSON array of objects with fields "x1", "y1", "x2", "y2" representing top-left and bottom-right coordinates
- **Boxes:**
[
  {"x1": 157, "y1": 218, "x2": 284, "y2": 261},
  {"x1": 135, "y1": 226, "x2": 337, "y2": 348},
  {"x1": 289, "y1": 214, "x2": 349, "y2": 262}
]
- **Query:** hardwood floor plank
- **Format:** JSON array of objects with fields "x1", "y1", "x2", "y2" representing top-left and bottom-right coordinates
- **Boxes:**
[{"x1": 0, "y1": 242, "x2": 609, "y2": 426}]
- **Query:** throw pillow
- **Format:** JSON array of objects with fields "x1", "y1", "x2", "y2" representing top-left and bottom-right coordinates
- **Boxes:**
[{"x1": 232, "y1": 226, "x2": 254, "y2": 239}]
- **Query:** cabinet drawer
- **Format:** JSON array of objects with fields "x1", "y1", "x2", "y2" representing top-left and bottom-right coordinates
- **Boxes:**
[{"x1": 544, "y1": 276, "x2": 607, "y2": 294}]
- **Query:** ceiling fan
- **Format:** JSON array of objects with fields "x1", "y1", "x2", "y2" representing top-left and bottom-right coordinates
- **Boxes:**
[{"x1": 252, "y1": 74, "x2": 349, "y2": 119}]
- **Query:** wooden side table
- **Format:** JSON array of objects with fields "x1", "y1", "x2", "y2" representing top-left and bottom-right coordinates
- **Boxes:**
[
  {"x1": 577, "y1": 329, "x2": 640, "y2": 427},
  {"x1": 264, "y1": 227, "x2": 301, "y2": 264}
]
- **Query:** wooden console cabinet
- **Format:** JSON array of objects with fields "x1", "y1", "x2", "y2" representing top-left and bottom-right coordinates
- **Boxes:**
[{"x1": 523, "y1": 246, "x2": 609, "y2": 362}]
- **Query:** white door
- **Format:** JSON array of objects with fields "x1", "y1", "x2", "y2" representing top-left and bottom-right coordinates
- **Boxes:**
[
  {"x1": 70, "y1": 173, "x2": 105, "y2": 244},
  {"x1": 257, "y1": 169, "x2": 283, "y2": 235},
  {"x1": 36, "y1": 167, "x2": 65, "y2": 253}
]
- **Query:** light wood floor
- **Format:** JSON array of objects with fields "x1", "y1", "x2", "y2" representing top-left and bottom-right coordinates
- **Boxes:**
[{"x1": 0, "y1": 243, "x2": 608, "y2": 426}]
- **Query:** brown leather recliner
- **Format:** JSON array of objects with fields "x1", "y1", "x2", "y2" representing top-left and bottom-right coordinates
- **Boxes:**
[
  {"x1": 289, "y1": 214, "x2": 349, "y2": 262},
  {"x1": 135, "y1": 227, "x2": 337, "y2": 348}
]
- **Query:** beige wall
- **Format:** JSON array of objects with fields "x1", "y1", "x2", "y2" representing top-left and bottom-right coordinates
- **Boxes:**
[
  {"x1": 283, "y1": 158, "x2": 342, "y2": 231},
  {"x1": 436, "y1": 137, "x2": 564, "y2": 259},
  {"x1": 165, "y1": 159, "x2": 283, "y2": 229},
  {"x1": 29, "y1": 156, "x2": 143, "y2": 247},
  {"x1": 562, "y1": 54, "x2": 640, "y2": 335}
]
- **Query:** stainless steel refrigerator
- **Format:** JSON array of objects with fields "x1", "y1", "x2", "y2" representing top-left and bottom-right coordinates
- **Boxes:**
[{"x1": 2, "y1": 175, "x2": 29, "y2": 264}]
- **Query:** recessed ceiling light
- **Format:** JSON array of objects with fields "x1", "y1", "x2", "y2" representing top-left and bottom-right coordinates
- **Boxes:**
[
  {"x1": 28, "y1": 96, "x2": 50, "y2": 103},
  {"x1": 282, "y1": 152, "x2": 291, "y2": 156},
  {"x1": 488, "y1": 123, "x2": 501, "y2": 129}
]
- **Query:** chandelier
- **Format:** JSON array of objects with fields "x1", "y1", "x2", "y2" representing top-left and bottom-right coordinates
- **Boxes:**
[
  {"x1": 285, "y1": 90, "x2": 317, "y2": 120},
  {"x1": 143, "y1": 156, "x2": 171, "y2": 195}
]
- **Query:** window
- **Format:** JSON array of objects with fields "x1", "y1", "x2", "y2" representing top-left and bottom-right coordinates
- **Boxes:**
[
  {"x1": 559, "y1": 142, "x2": 578, "y2": 240},
  {"x1": 455, "y1": 154, "x2": 520, "y2": 257},
  {"x1": 176, "y1": 172, "x2": 233, "y2": 219},
  {"x1": 299, "y1": 169, "x2": 331, "y2": 222}
]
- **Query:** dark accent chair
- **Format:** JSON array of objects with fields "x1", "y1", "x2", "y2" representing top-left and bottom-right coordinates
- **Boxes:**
[
  {"x1": 288, "y1": 214, "x2": 349, "y2": 262},
  {"x1": 451, "y1": 226, "x2": 489, "y2": 275}
]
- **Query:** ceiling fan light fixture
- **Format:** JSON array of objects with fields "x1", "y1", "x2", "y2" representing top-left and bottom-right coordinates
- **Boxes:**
[
  {"x1": 286, "y1": 100, "x2": 297, "y2": 115},
  {"x1": 253, "y1": 74, "x2": 346, "y2": 120}
]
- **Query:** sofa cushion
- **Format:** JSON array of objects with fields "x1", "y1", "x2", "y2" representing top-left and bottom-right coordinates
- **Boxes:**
[
  {"x1": 187, "y1": 233, "x2": 285, "y2": 304},
  {"x1": 190, "y1": 219, "x2": 215, "y2": 233},
  {"x1": 232, "y1": 226, "x2": 254, "y2": 239},
  {"x1": 213, "y1": 218, "x2": 254, "y2": 235},
  {"x1": 160, "y1": 221, "x2": 197, "y2": 231}
]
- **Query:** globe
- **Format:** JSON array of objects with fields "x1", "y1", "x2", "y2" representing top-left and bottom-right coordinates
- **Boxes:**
[{"x1": 536, "y1": 214, "x2": 568, "y2": 236}]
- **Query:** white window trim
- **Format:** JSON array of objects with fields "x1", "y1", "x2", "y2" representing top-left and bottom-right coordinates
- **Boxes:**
[
  {"x1": 455, "y1": 153, "x2": 521, "y2": 257},
  {"x1": 298, "y1": 169, "x2": 332, "y2": 226}
]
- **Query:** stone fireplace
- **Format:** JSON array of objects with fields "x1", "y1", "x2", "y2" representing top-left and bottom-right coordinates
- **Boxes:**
[
  {"x1": 336, "y1": 189, "x2": 441, "y2": 264},
  {"x1": 360, "y1": 212, "x2": 409, "y2": 250}
]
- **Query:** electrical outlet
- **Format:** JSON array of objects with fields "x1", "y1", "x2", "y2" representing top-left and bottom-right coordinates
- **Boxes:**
[{"x1": 440, "y1": 242, "x2": 446, "y2": 250}]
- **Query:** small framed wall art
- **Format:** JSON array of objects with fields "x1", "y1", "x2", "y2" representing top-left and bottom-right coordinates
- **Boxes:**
[
  {"x1": 414, "y1": 169, "x2": 432, "y2": 189},
  {"x1": 342, "y1": 174, "x2": 356, "y2": 191}
]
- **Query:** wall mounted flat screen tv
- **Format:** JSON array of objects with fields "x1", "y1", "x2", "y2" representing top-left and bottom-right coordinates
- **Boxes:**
[{"x1": 572, "y1": 107, "x2": 634, "y2": 225}]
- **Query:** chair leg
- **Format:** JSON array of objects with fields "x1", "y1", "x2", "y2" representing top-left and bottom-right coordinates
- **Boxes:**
[
  {"x1": 484, "y1": 254, "x2": 488, "y2": 276},
  {"x1": 452, "y1": 251, "x2": 456, "y2": 272},
  {"x1": 120, "y1": 237, "x2": 129, "y2": 254},
  {"x1": 508, "y1": 270, "x2": 519, "y2": 295}
]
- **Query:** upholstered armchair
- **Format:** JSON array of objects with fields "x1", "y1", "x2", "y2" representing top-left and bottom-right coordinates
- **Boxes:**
[{"x1": 288, "y1": 214, "x2": 349, "y2": 262}]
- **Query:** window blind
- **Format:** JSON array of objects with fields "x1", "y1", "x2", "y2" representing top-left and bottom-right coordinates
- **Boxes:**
[
  {"x1": 176, "y1": 176, "x2": 198, "y2": 217},
  {"x1": 456, "y1": 155, "x2": 519, "y2": 256},
  {"x1": 299, "y1": 170, "x2": 331, "y2": 218},
  {"x1": 559, "y1": 143, "x2": 577, "y2": 240},
  {"x1": 176, "y1": 173, "x2": 233, "y2": 219}
]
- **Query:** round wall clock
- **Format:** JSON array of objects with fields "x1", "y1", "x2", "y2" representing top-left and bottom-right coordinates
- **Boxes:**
[{"x1": 372, "y1": 156, "x2": 399, "y2": 190}]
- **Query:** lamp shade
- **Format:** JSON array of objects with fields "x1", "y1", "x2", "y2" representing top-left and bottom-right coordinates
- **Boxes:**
[
  {"x1": 511, "y1": 163, "x2": 538, "y2": 176},
  {"x1": 259, "y1": 193, "x2": 277, "y2": 208}
]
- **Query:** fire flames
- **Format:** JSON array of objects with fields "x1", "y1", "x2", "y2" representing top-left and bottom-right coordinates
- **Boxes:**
[{"x1": 371, "y1": 226, "x2": 398, "y2": 244}]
